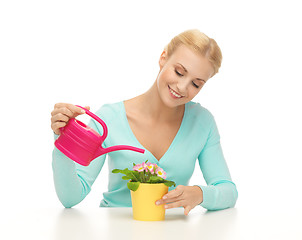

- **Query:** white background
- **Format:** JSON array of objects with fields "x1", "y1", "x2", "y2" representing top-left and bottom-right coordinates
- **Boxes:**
[{"x1": 1, "y1": 0, "x2": 301, "y2": 214}]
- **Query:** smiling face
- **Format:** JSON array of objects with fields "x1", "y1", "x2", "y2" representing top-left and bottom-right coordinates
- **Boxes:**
[{"x1": 157, "y1": 44, "x2": 214, "y2": 108}]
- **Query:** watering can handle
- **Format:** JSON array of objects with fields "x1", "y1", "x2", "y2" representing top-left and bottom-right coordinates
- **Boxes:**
[{"x1": 75, "y1": 105, "x2": 108, "y2": 141}]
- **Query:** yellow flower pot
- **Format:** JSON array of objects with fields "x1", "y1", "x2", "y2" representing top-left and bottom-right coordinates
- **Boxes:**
[{"x1": 130, "y1": 183, "x2": 169, "y2": 221}]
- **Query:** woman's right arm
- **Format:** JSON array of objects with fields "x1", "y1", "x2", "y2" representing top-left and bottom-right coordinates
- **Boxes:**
[{"x1": 51, "y1": 103, "x2": 107, "y2": 208}]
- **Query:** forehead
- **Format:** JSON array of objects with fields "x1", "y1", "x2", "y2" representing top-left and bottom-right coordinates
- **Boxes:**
[{"x1": 169, "y1": 44, "x2": 214, "y2": 79}]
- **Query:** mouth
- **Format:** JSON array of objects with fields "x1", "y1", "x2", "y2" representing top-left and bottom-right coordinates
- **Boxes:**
[{"x1": 168, "y1": 85, "x2": 183, "y2": 99}]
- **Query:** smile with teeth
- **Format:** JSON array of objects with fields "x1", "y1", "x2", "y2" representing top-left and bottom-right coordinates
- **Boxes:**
[{"x1": 168, "y1": 86, "x2": 183, "y2": 98}]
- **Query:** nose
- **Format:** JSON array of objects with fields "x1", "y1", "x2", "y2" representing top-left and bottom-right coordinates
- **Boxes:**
[{"x1": 176, "y1": 78, "x2": 189, "y2": 96}]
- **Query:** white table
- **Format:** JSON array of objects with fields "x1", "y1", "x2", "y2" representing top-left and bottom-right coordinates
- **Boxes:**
[{"x1": 2, "y1": 206, "x2": 301, "y2": 240}]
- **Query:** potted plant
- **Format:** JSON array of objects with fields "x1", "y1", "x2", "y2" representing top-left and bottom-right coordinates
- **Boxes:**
[{"x1": 112, "y1": 160, "x2": 176, "y2": 221}]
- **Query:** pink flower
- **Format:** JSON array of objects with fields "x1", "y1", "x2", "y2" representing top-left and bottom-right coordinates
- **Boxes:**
[
  {"x1": 146, "y1": 162, "x2": 158, "y2": 174},
  {"x1": 155, "y1": 167, "x2": 166, "y2": 179},
  {"x1": 132, "y1": 161, "x2": 168, "y2": 181},
  {"x1": 133, "y1": 162, "x2": 147, "y2": 172}
]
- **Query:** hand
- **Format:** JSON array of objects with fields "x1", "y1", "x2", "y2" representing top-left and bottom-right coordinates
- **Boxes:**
[
  {"x1": 155, "y1": 185, "x2": 203, "y2": 216},
  {"x1": 51, "y1": 103, "x2": 90, "y2": 135}
]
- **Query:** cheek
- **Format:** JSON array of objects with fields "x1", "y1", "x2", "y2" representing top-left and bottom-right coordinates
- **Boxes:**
[
  {"x1": 158, "y1": 69, "x2": 175, "y2": 85},
  {"x1": 188, "y1": 88, "x2": 201, "y2": 99}
]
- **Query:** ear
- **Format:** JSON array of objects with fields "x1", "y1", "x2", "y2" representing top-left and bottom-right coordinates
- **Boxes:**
[{"x1": 159, "y1": 50, "x2": 168, "y2": 70}]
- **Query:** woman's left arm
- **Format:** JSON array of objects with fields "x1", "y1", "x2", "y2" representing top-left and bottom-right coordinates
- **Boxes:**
[
  {"x1": 195, "y1": 117, "x2": 238, "y2": 211},
  {"x1": 156, "y1": 117, "x2": 238, "y2": 214}
]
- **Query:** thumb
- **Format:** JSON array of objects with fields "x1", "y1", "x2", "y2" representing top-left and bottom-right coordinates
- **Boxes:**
[
  {"x1": 84, "y1": 106, "x2": 91, "y2": 111},
  {"x1": 77, "y1": 106, "x2": 90, "y2": 116}
]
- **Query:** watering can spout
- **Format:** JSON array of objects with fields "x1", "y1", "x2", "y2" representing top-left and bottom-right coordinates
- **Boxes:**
[{"x1": 93, "y1": 145, "x2": 145, "y2": 159}]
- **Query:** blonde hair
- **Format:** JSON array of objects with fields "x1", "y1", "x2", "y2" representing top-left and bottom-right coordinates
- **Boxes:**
[{"x1": 164, "y1": 29, "x2": 222, "y2": 78}]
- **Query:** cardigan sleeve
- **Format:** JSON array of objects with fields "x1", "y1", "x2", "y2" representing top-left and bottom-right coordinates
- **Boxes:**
[
  {"x1": 195, "y1": 118, "x2": 238, "y2": 211},
  {"x1": 52, "y1": 117, "x2": 107, "y2": 208}
]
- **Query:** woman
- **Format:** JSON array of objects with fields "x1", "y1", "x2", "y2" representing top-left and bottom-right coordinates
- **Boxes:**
[{"x1": 51, "y1": 29, "x2": 238, "y2": 215}]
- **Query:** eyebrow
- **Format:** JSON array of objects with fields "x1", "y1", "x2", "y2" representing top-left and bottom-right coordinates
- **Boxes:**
[{"x1": 177, "y1": 63, "x2": 206, "y2": 83}]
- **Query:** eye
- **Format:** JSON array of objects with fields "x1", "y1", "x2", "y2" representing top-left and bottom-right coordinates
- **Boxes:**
[
  {"x1": 192, "y1": 81, "x2": 199, "y2": 88},
  {"x1": 174, "y1": 69, "x2": 183, "y2": 76}
]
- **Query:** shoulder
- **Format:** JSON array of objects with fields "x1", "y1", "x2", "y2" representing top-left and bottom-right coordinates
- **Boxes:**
[
  {"x1": 186, "y1": 101, "x2": 215, "y2": 125},
  {"x1": 94, "y1": 101, "x2": 124, "y2": 121}
]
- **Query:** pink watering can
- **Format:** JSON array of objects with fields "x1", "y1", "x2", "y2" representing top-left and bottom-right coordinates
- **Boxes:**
[{"x1": 55, "y1": 105, "x2": 145, "y2": 166}]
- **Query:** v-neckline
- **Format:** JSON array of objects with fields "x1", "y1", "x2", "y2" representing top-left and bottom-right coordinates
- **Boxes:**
[{"x1": 120, "y1": 101, "x2": 188, "y2": 163}]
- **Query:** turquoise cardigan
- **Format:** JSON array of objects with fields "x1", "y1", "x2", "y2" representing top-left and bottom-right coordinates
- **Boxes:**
[{"x1": 52, "y1": 101, "x2": 238, "y2": 210}]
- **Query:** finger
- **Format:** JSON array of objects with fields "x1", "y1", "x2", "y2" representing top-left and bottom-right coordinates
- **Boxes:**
[
  {"x1": 163, "y1": 185, "x2": 184, "y2": 199},
  {"x1": 156, "y1": 195, "x2": 183, "y2": 206},
  {"x1": 161, "y1": 195, "x2": 184, "y2": 205},
  {"x1": 51, "y1": 112, "x2": 70, "y2": 124},
  {"x1": 66, "y1": 104, "x2": 86, "y2": 116},
  {"x1": 54, "y1": 106, "x2": 80, "y2": 119},
  {"x1": 54, "y1": 102, "x2": 83, "y2": 112},
  {"x1": 184, "y1": 205, "x2": 193, "y2": 216},
  {"x1": 51, "y1": 107, "x2": 73, "y2": 118},
  {"x1": 51, "y1": 121, "x2": 67, "y2": 134},
  {"x1": 53, "y1": 103, "x2": 85, "y2": 117},
  {"x1": 164, "y1": 199, "x2": 186, "y2": 210},
  {"x1": 83, "y1": 106, "x2": 90, "y2": 111}
]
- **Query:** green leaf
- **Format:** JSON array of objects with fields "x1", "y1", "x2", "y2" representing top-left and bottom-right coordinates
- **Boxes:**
[
  {"x1": 122, "y1": 176, "x2": 131, "y2": 180},
  {"x1": 164, "y1": 180, "x2": 176, "y2": 187},
  {"x1": 113, "y1": 165, "x2": 176, "y2": 189},
  {"x1": 127, "y1": 171, "x2": 139, "y2": 182},
  {"x1": 148, "y1": 175, "x2": 164, "y2": 183},
  {"x1": 127, "y1": 181, "x2": 140, "y2": 191},
  {"x1": 136, "y1": 172, "x2": 142, "y2": 181},
  {"x1": 112, "y1": 168, "x2": 130, "y2": 174}
]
